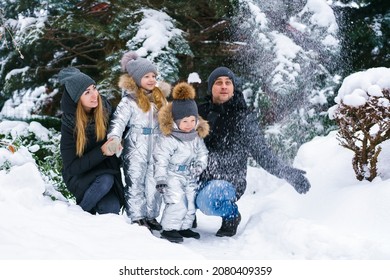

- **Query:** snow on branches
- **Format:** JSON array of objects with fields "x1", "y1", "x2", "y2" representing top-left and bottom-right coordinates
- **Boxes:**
[{"x1": 329, "y1": 68, "x2": 390, "y2": 181}]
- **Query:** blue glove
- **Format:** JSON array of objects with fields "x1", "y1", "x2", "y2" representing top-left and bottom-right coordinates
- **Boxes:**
[
  {"x1": 156, "y1": 184, "x2": 167, "y2": 194},
  {"x1": 285, "y1": 168, "x2": 311, "y2": 194}
]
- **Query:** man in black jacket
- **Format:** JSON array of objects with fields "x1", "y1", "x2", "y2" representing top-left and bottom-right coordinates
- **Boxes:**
[{"x1": 196, "y1": 67, "x2": 311, "y2": 237}]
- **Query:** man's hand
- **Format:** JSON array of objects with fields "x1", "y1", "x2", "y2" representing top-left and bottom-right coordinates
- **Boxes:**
[{"x1": 286, "y1": 168, "x2": 311, "y2": 194}]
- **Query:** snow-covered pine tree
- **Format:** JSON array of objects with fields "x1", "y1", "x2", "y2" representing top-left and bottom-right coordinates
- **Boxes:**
[
  {"x1": 231, "y1": 0, "x2": 342, "y2": 162},
  {"x1": 0, "y1": 0, "x2": 49, "y2": 115},
  {"x1": 120, "y1": 8, "x2": 192, "y2": 84}
]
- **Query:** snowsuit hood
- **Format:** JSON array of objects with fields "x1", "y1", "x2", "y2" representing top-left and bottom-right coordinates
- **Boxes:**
[
  {"x1": 158, "y1": 102, "x2": 209, "y2": 139},
  {"x1": 158, "y1": 82, "x2": 209, "y2": 139}
]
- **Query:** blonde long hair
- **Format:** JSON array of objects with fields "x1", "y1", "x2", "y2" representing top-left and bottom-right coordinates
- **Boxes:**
[
  {"x1": 75, "y1": 94, "x2": 107, "y2": 157},
  {"x1": 137, "y1": 86, "x2": 167, "y2": 113}
]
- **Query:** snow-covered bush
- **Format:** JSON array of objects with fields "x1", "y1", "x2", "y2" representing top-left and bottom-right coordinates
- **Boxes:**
[
  {"x1": 329, "y1": 67, "x2": 390, "y2": 181},
  {"x1": 0, "y1": 120, "x2": 71, "y2": 201}
]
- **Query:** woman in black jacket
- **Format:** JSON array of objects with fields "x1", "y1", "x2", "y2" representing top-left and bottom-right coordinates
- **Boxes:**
[
  {"x1": 196, "y1": 67, "x2": 311, "y2": 237},
  {"x1": 59, "y1": 67, "x2": 124, "y2": 214}
]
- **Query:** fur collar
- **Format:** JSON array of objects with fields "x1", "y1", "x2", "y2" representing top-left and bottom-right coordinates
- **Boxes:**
[{"x1": 158, "y1": 102, "x2": 209, "y2": 139}]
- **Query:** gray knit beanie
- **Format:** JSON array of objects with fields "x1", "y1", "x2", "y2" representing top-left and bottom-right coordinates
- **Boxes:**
[
  {"x1": 172, "y1": 99, "x2": 198, "y2": 122},
  {"x1": 207, "y1": 66, "x2": 236, "y2": 94},
  {"x1": 120, "y1": 51, "x2": 157, "y2": 87},
  {"x1": 58, "y1": 67, "x2": 95, "y2": 103},
  {"x1": 171, "y1": 82, "x2": 198, "y2": 122}
]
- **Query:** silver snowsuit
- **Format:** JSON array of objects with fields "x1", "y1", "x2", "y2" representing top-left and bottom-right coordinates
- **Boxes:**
[
  {"x1": 154, "y1": 102, "x2": 209, "y2": 231},
  {"x1": 108, "y1": 75, "x2": 168, "y2": 221}
]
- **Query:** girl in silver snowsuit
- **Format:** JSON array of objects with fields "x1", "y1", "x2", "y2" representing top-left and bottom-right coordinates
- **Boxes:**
[
  {"x1": 108, "y1": 52, "x2": 169, "y2": 230},
  {"x1": 154, "y1": 82, "x2": 209, "y2": 243}
]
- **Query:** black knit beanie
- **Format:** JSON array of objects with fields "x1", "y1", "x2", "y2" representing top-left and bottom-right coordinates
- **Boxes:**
[
  {"x1": 58, "y1": 67, "x2": 95, "y2": 103},
  {"x1": 207, "y1": 66, "x2": 236, "y2": 94}
]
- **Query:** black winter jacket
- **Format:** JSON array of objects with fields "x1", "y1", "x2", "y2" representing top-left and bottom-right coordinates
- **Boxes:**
[
  {"x1": 60, "y1": 91, "x2": 125, "y2": 205},
  {"x1": 198, "y1": 90, "x2": 291, "y2": 199}
]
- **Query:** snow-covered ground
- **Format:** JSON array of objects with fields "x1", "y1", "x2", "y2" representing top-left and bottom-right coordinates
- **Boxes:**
[
  {"x1": 2, "y1": 65, "x2": 390, "y2": 278},
  {"x1": 1, "y1": 120, "x2": 390, "y2": 279}
]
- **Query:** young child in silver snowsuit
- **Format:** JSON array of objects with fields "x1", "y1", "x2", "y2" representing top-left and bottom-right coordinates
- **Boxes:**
[
  {"x1": 108, "y1": 52, "x2": 170, "y2": 231},
  {"x1": 154, "y1": 82, "x2": 209, "y2": 243}
]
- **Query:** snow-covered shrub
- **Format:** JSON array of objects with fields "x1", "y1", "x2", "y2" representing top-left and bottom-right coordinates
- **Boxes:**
[
  {"x1": 0, "y1": 120, "x2": 71, "y2": 201},
  {"x1": 329, "y1": 68, "x2": 390, "y2": 181}
]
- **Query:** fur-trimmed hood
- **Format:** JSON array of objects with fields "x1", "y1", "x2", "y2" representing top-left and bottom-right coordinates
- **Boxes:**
[
  {"x1": 118, "y1": 73, "x2": 171, "y2": 112},
  {"x1": 158, "y1": 102, "x2": 209, "y2": 138}
]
